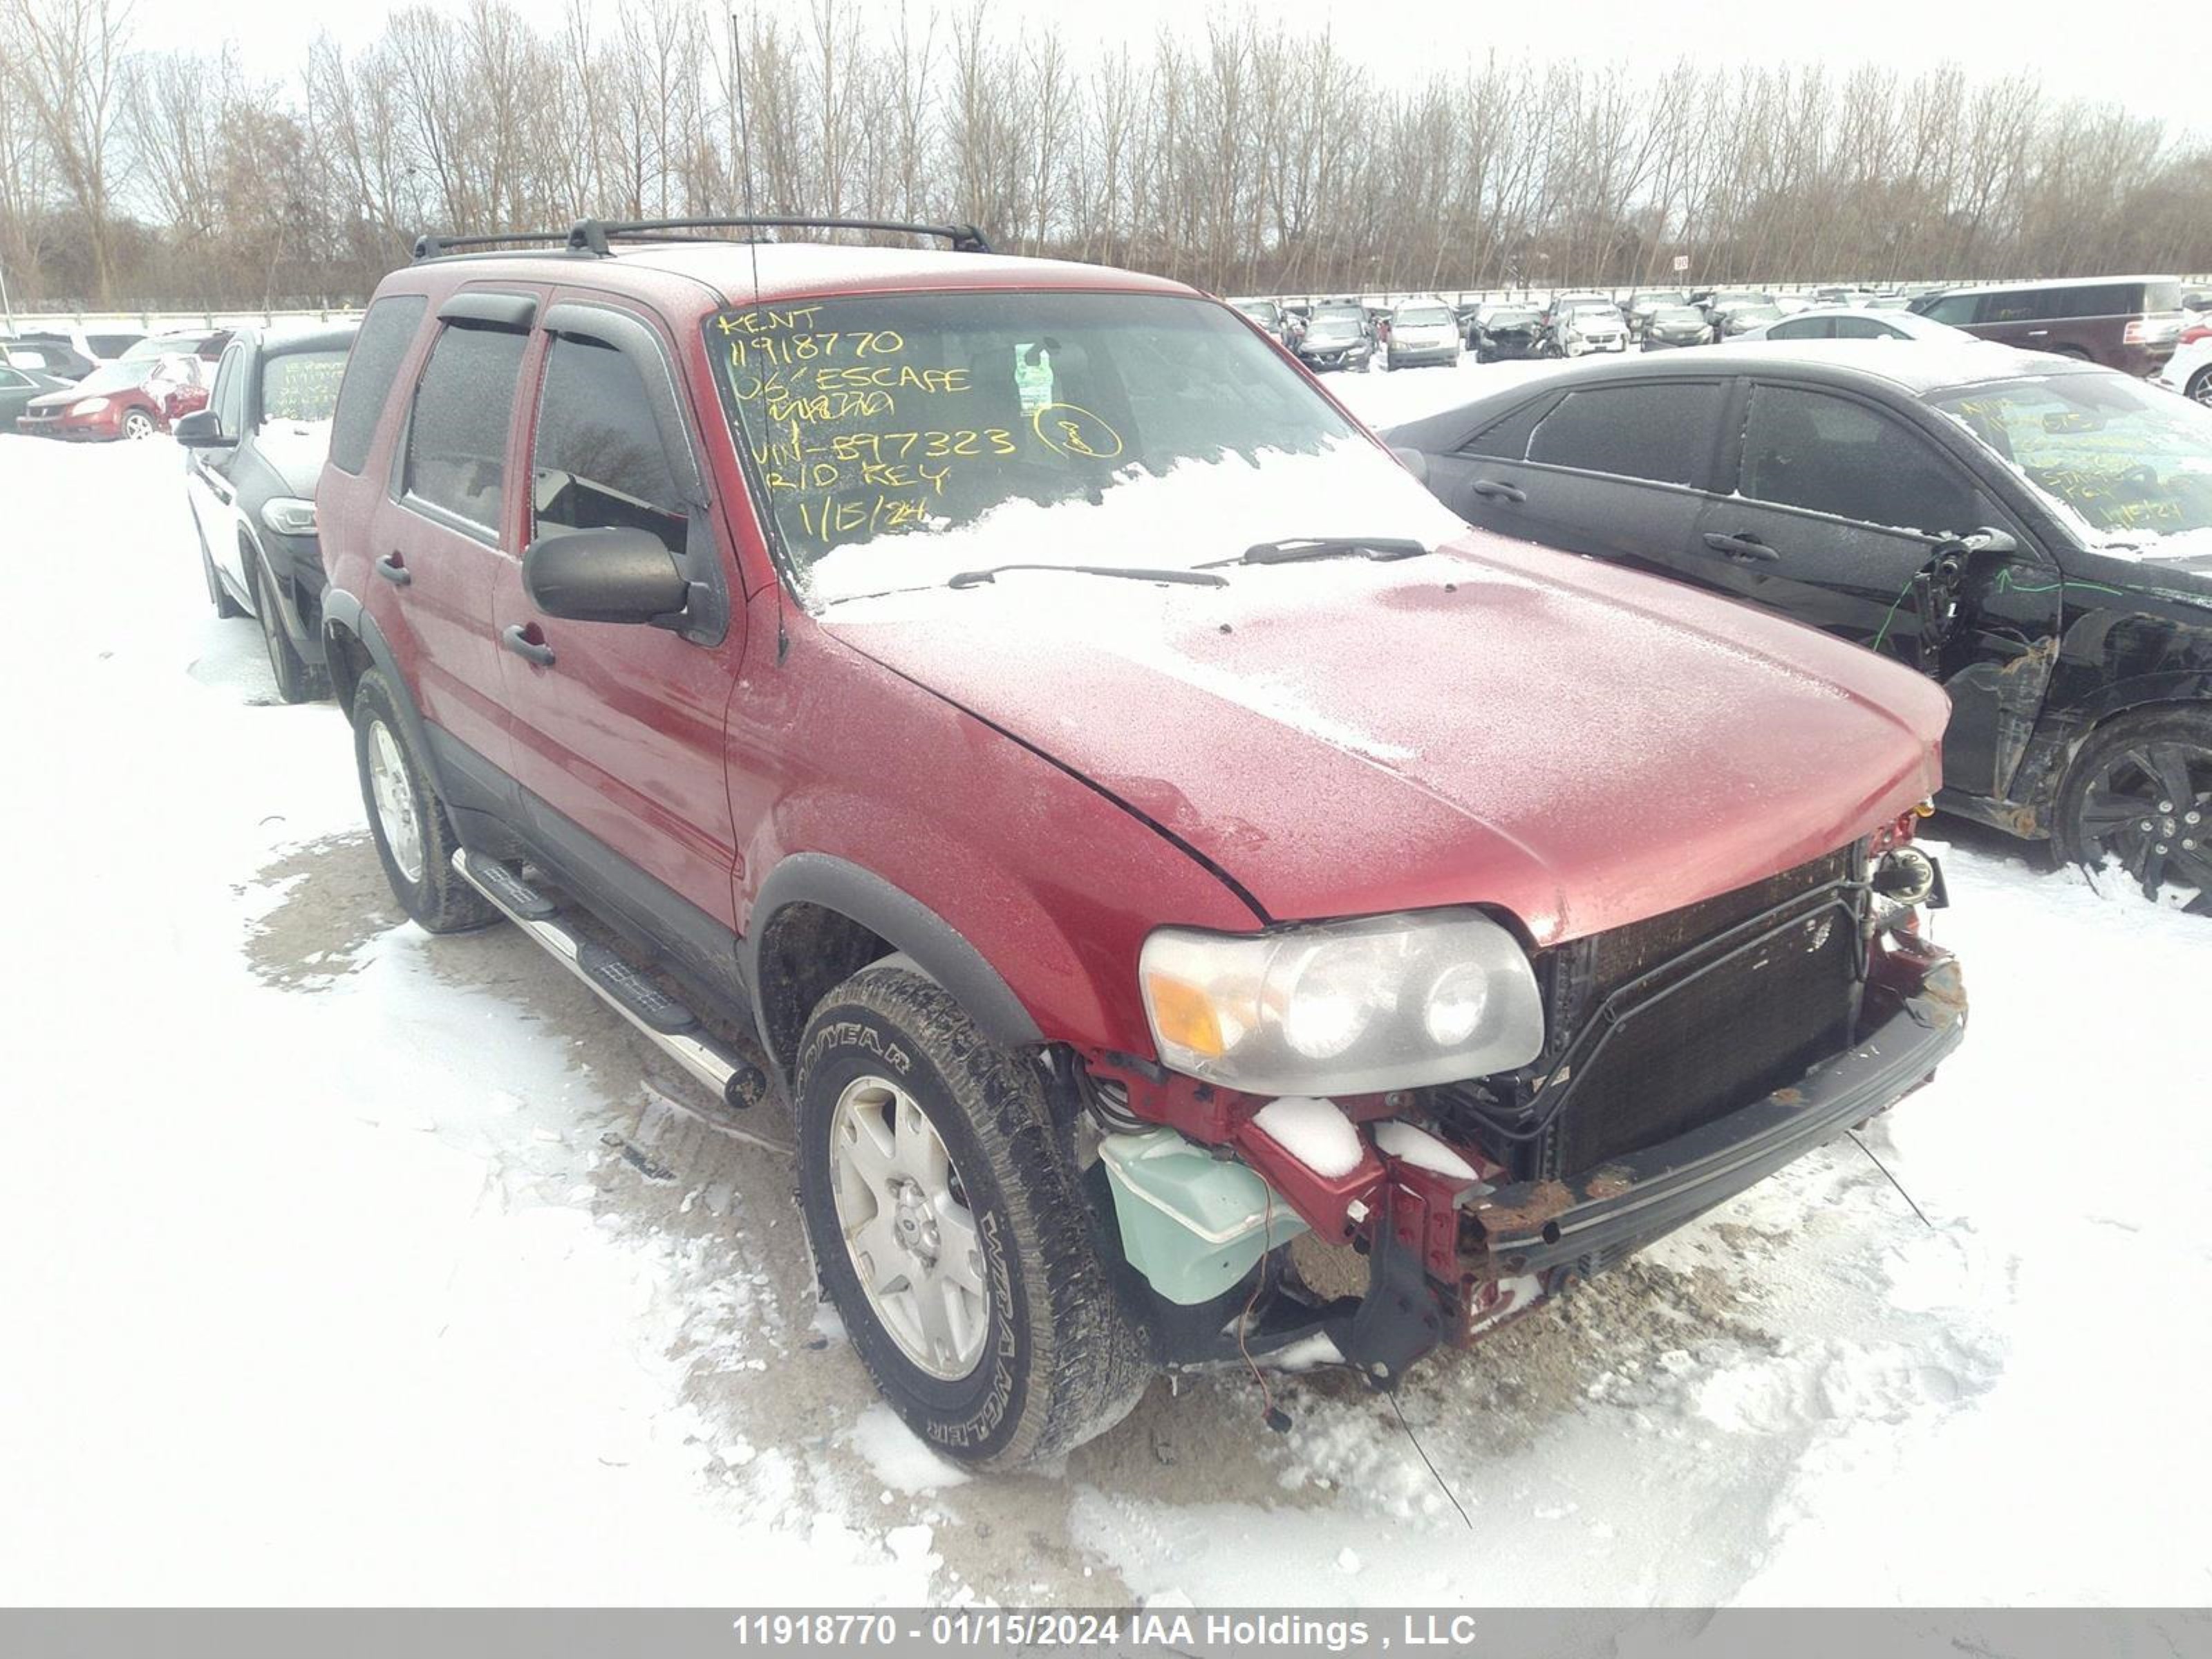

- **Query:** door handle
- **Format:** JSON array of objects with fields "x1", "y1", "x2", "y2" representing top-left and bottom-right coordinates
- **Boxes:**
[
  {"x1": 1468, "y1": 478, "x2": 1526, "y2": 503},
  {"x1": 2027, "y1": 329, "x2": 2048, "y2": 337},
  {"x1": 1703, "y1": 531, "x2": 1779, "y2": 562},
  {"x1": 375, "y1": 552, "x2": 411, "y2": 585},
  {"x1": 501, "y1": 623, "x2": 556, "y2": 668}
]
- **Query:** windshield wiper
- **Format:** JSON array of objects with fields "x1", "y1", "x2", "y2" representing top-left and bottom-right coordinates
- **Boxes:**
[
  {"x1": 1203, "y1": 536, "x2": 1430, "y2": 568},
  {"x1": 946, "y1": 563, "x2": 1228, "y2": 589}
]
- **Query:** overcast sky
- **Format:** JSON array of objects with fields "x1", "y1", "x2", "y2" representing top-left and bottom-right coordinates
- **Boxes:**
[{"x1": 135, "y1": 0, "x2": 2202, "y2": 139}]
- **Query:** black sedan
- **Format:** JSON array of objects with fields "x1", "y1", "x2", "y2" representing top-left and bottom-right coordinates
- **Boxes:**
[
  {"x1": 1386, "y1": 342, "x2": 2212, "y2": 910},
  {"x1": 0, "y1": 362, "x2": 72, "y2": 430}
]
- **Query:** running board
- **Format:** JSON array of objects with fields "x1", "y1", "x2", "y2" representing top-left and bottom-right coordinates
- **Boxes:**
[{"x1": 451, "y1": 847, "x2": 766, "y2": 1111}]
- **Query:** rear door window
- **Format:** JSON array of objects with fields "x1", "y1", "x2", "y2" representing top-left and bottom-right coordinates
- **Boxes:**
[
  {"x1": 1768, "y1": 317, "x2": 1831, "y2": 341},
  {"x1": 1924, "y1": 294, "x2": 1980, "y2": 326},
  {"x1": 532, "y1": 335, "x2": 689, "y2": 557},
  {"x1": 1525, "y1": 382, "x2": 1725, "y2": 487},
  {"x1": 1739, "y1": 384, "x2": 1978, "y2": 534},
  {"x1": 1833, "y1": 316, "x2": 1899, "y2": 339},
  {"x1": 403, "y1": 324, "x2": 527, "y2": 535},
  {"x1": 330, "y1": 294, "x2": 429, "y2": 475}
]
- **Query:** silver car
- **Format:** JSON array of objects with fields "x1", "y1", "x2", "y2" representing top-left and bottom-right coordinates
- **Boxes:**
[{"x1": 1386, "y1": 302, "x2": 1463, "y2": 369}]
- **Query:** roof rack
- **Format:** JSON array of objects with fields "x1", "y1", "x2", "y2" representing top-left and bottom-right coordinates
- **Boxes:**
[
  {"x1": 412, "y1": 229, "x2": 577, "y2": 262},
  {"x1": 562, "y1": 216, "x2": 993, "y2": 256}
]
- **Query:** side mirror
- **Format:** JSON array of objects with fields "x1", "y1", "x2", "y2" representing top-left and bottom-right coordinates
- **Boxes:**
[
  {"x1": 1940, "y1": 526, "x2": 2018, "y2": 559},
  {"x1": 1389, "y1": 445, "x2": 1430, "y2": 484},
  {"x1": 523, "y1": 527, "x2": 691, "y2": 625},
  {"x1": 173, "y1": 409, "x2": 225, "y2": 448}
]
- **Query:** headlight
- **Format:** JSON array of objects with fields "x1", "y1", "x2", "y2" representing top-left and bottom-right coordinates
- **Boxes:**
[
  {"x1": 261, "y1": 496, "x2": 317, "y2": 536},
  {"x1": 70, "y1": 397, "x2": 109, "y2": 415},
  {"x1": 1138, "y1": 910, "x2": 1545, "y2": 1096}
]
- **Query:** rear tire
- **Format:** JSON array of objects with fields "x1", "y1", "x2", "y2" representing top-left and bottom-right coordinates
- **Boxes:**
[
  {"x1": 795, "y1": 962, "x2": 1153, "y2": 1467},
  {"x1": 2187, "y1": 368, "x2": 2212, "y2": 407},
  {"x1": 252, "y1": 553, "x2": 330, "y2": 704},
  {"x1": 2053, "y1": 706, "x2": 2212, "y2": 915},
  {"x1": 351, "y1": 669, "x2": 500, "y2": 933}
]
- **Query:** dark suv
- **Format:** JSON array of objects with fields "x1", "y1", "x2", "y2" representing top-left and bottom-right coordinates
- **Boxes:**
[
  {"x1": 317, "y1": 217, "x2": 1965, "y2": 1467},
  {"x1": 1912, "y1": 276, "x2": 2184, "y2": 377},
  {"x1": 176, "y1": 322, "x2": 361, "y2": 702}
]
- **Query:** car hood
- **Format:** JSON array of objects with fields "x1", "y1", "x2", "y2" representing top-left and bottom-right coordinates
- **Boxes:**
[
  {"x1": 252, "y1": 419, "x2": 335, "y2": 496},
  {"x1": 26, "y1": 388, "x2": 86, "y2": 412},
  {"x1": 821, "y1": 534, "x2": 1949, "y2": 944}
]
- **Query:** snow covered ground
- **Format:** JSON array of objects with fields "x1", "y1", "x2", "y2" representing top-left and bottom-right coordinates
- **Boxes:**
[{"x1": 1, "y1": 407, "x2": 2206, "y2": 1608}]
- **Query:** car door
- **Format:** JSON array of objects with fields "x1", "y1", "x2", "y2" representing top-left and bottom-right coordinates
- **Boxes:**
[
  {"x1": 0, "y1": 364, "x2": 35, "y2": 427},
  {"x1": 1423, "y1": 376, "x2": 1733, "y2": 583},
  {"x1": 1683, "y1": 381, "x2": 1993, "y2": 671},
  {"x1": 371, "y1": 290, "x2": 540, "y2": 790},
  {"x1": 189, "y1": 341, "x2": 252, "y2": 594},
  {"x1": 489, "y1": 297, "x2": 748, "y2": 1000}
]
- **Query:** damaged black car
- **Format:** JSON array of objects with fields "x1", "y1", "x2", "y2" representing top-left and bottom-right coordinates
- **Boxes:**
[{"x1": 1386, "y1": 341, "x2": 2212, "y2": 911}]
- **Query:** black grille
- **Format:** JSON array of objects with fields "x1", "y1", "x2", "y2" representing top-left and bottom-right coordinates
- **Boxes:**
[{"x1": 1544, "y1": 850, "x2": 1863, "y2": 1174}]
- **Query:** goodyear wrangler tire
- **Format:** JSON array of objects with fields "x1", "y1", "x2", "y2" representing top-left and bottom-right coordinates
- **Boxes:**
[{"x1": 795, "y1": 962, "x2": 1153, "y2": 1467}]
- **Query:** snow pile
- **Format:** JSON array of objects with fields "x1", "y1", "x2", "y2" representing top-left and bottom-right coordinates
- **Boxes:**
[
  {"x1": 1250, "y1": 1096, "x2": 1363, "y2": 1178},
  {"x1": 1372, "y1": 1119, "x2": 1481, "y2": 1183}
]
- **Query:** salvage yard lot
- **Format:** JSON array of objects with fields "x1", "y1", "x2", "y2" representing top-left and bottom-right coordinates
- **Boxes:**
[{"x1": 2, "y1": 391, "x2": 2206, "y2": 1604}]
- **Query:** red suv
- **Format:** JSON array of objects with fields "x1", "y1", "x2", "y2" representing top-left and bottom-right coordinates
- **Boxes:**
[{"x1": 318, "y1": 218, "x2": 1967, "y2": 1467}]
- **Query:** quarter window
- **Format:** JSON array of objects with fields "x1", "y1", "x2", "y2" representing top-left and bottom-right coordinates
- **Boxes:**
[
  {"x1": 532, "y1": 335, "x2": 688, "y2": 556},
  {"x1": 1739, "y1": 385, "x2": 1977, "y2": 534},
  {"x1": 1769, "y1": 317, "x2": 1830, "y2": 341},
  {"x1": 1833, "y1": 316, "x2": 1899, "y2": 340},
  {"x1": 213, "y1": 343, "x2": 249, "y2": 438},
  {"x1": 1525, "y1": 382, "x2": 1724, "y2": 487},
  {"x1": 404, "y1": 323, "x2": 527, "y2": 532}
]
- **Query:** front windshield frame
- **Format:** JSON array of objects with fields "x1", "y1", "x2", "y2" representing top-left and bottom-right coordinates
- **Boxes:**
[
  {"x1": 1931, "y1": 371, "x2": 2212, "y2": 550},
  {"x1": 703, "y1": 287, "x2": 1381, "y2": 607}
]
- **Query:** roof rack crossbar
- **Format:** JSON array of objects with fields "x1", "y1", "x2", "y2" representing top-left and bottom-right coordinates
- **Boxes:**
[
  {"x1": 413, "y1": 229, "x2": 577, "y2": 262},
  {"x1": 564, "y1": 216, "x2": 992, "y2": 256}
]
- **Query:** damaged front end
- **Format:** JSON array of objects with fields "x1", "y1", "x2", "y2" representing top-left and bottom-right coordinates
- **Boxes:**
[{"x1": 1078, "y1": 817, "x2": 1967, "y2": 1387}]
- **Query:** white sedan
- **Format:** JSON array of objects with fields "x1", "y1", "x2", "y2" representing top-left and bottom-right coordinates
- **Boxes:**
[
  {"x1": 2153, "y1": 333, "x2": 2212, "y2": 406},
  {"x1": 1728, "y1": 307, "x2": 1971, "y2": 344}
]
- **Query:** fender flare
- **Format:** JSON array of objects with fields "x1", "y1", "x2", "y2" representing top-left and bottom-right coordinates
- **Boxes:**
[
  {"x1": 321, "y1": 588, "x2": 447, "y2": 798},
  {"x1": 744, "y1": 852, "x2": 1042, "y2": 1072}
]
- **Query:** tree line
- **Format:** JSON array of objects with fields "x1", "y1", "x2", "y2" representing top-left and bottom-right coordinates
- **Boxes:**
[{"x1": 2, "y1": 0, "x2": 2208, "y2": 314}]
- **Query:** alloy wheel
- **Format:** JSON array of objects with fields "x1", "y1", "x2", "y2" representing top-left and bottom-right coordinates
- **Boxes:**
[
  {"x1": 2073, "y1": 739, "x2": 2212, "y2": 912},
  {"x1": 828, "y1": 1075, "x2": 990, "y2": 1380},
  {"x1": 2188, "y1": 371, "x2": 2212, "y2": 408},
  {"x1": 365, "y1": 718, "x2": 427, "y2": 884},
  {"x1": 122, "y1": 411, "x2": 155, "y2": 440}
]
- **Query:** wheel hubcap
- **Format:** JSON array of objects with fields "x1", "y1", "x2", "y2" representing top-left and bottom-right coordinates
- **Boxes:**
[
  {"x1": 124, "y1": 413, "x2": 152, "y2": 438},
  {"x1": 828, "y1": 1076, "x2": 989, "y2": 1380},
  {"x1": 2076, "y1": 740, "x2": 2212, "y2": 911},
  {"x1": 366, "y1": 719, "x2": 426, "y2": 884}
]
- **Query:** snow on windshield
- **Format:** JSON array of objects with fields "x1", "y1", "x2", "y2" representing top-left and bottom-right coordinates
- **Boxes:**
[
  {"x1": 803, "y1": 435, "x2": 1464, "y2": 606},
  {"x1": 1933, "y1": 373, "x2": 2212, "y2": 556},
  {"x1": 706, "y1": 288, "x2": 1460, "y2": 605}
]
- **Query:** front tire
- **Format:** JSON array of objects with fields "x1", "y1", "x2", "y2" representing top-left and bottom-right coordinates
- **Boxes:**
[
  {"x1": 2054, "y1": 706, "x2": 2212, "y2": 915},
  {"x1": 795, "y1": 963, "x2": 1152, "y2": 1467},
  {"x1": 120, "y1": 409, "x2": 156, "y2": 440},
  {"x1": 351, "y1": 669, "x2": 500, "y2": 933},
  {"x1": 252, "y1": 553, "x2": 330, "y2": 704},
  {"x1": 2187, "y1": 367, "x2": 2212, "y2": 407}
]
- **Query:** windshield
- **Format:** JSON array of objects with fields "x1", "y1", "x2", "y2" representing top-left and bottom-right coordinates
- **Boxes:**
[
  {"x1": 1652, "y1": 307, "x2": 1705, "y2": 326},
  {"x1": 1933, "y1": 373, "x2": 2212, "y2": 548},
  {"x1": 70, "y1": 358, "x2": 171, "y2": 393},
  {"x1": 1396, "y1": 308, "x2": 1452, "y2": 326},
  {"x1": 1569, "y1": 304, "x2": 1618, "y2": 320},
  {"x1": 1235, "y1": 301, "x2": 1280, "y2": 324},
  {"x1": 708, "y1": 290, "x2": 1457, "y2": 603},
  {"x1": 260, "y1": 348, "x2": 350, "y2": 423},
  {"x1": 1487, "y1": 309, "x2": 1538, "y2": 326},
  {"x1": 1731, "y1": 305, "x2": 1783, "y2": 323}
]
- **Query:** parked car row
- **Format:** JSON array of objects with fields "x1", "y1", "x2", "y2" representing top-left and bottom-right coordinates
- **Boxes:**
[{"x1": 1, "y1": 326, "x2": 236, "y2": 434}]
